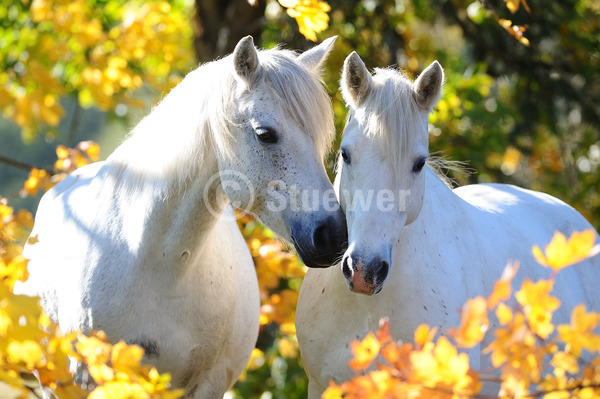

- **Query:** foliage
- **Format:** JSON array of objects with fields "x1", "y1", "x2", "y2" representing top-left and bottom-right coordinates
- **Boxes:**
[
  {"x1": 278, "y1": 0, "x2": 331, "y2": 42},
  {"x1": 232, "y1": 214, "x2": 309, "y2": 399},
  {"x1": 0, "y1": 191, "x2": 184, "y2": 398},
  {"x1": 0, "y1": 0, "x2": 194, "y2": 142},
  {"x1": 22, "y1": 140, "x2": 100, "y2": 197},
  {"x1": 0, "y1": 0, "x2": 599, "y2": 398},
  {"x1": 323, "y1": 230, "x2": 600, "y2": 399}
]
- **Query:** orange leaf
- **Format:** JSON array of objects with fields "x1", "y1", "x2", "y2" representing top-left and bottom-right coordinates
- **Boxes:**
[
  {"x1": 349, "y1": 332, "x2": 380, "y2": 370},
  {"x1": 450, "y1": 296, "x2": 489, "y2": 348},
  {"x1": 414, "y1": 324, "x2": 437, "y2": 347},
  {"x1": 488, "y1": 261, "x2": 519, "y2": 308},
  {"x1": 376, "y1": 318, "x2": 392, "y2": 345},
  {"x1": 322, "y1": 381, "x2": 344, "y2": 399}
]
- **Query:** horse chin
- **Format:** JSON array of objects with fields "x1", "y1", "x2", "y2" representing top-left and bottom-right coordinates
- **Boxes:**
[{"x1": 292, "y1": 237, "x2": 339, "y2": 268}]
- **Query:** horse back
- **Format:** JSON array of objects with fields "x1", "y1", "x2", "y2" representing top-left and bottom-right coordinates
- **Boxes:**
[{"x1": 455, "y1": 182, "x2": 600, "y2": 312}]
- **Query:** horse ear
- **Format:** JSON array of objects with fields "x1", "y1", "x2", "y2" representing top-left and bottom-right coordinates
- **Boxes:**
[
  {"x1": 341, "y1": 51, "x2": 373, "y2": 107},
  {"x1": 233, "y1": 36, "x2": 261, "y2": 86},
  {"x1": 297, "y1": 36, "x2": 337, "y2": 72},
  {"x1": 413, "y1": 60, "x2": 444, "y2": 111}
]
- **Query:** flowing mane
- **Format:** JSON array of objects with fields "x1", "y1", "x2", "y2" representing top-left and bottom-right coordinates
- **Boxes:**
[{"x1": 105, "y1": 47, "x2": 335, "y2": 197}]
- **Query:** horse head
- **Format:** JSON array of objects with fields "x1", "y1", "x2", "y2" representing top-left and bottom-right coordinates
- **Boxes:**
[
  {"x1": 336, "y1": 52, "x2": 444, "y2": 294},
  {"x1": 213, "y1": 36, "x2": 347, "y2": 268}
]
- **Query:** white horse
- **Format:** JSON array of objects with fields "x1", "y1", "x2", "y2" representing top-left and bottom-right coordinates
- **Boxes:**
[
  {"x1": 296, "y1": 52, "x2": 600, "y2": 397},
  {"x1": 15, "y1": 36, "x2": 348, "y2": 398}
]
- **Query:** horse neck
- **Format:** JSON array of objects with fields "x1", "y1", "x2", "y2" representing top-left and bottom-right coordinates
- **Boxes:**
[
  {"x1": 103, "y1": 65, "x2": 231, "y2": 257},
  {"x1": 413, "y1": 167, "x2": 466, "y2": 231}
]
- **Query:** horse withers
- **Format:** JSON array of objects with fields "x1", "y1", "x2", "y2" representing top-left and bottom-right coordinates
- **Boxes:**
[
  {"x1": 296, "y1": 52, "x2": 600, "y2": 398},
  {"x1": 15, "y1": 36, "x2": 346, "y2": 398}
]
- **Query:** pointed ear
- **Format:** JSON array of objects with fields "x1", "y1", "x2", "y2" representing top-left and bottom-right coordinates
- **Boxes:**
[
  {"x1": 413, "y1": 61, "x2": 444, "y2": 111},
  {"x1": 233, "y1": 36, "x2": 260, "y2": 86},
  {"x1": 297, "y1": 36, "x2": 337, "y2": 72},
  {"x1": 341, "y1": 52, "x2": 373, "y2": 107}
]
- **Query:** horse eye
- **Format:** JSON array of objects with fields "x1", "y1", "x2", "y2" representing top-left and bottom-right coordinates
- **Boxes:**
[
  {"x1": 412, "y1": 156, "x2": 427, "y2": 173},
  {"x1": 255, "y1": 127, "x2": 277, "y2": 144},
  {"x1": 340, "y1": 148, "x2": 351, "y2": 165}
]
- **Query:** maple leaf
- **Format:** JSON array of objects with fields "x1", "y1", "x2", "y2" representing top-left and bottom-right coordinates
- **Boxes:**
[
  {"x1": 111, "y1": 341, "x2": 145, "y2": 374},
  {"x1": 450, "y1": 296, "x2": 489, "y2": 348},
  {"x1": 532, "y1": 230, "x2": 600, "y2": 271},
  {"x1": 349, "y1": 332, "x2": 380, "y2": 370},
  {"x1": 515, "y1": 279, "x2": 560, "y2": 339},
  {"x1": 23, "y1": 168, "x2": 52, "y2": 197},
  {"x1": 488, "y1": 261, "x2": 519, "y2": 308},
  {"x1": 557, "y1": 304, "x2": 600, "y2": 357},
  {"x1": 505, "y1": 0, "x2": 531, "y2": 13},
  {"x1": 322, "y1": 381, "x2": 344, "y2": 399},
  {"x1": 496, "y1": 302, "x2": 514, "y2": 325},
  {"x1": 278, "y1": 0, "x2": 330, "y2": 42},
  {"x1": 414, "y1": 324, "x2": 437, "y2": 347}
]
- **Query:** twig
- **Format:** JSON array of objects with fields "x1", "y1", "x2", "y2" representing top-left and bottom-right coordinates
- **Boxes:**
[
  {"x1": 0, "y1": 154, "x2": 56, "y2": 174},
  {"x1": 65, "y1": 96, "x2": 82, "y2": 148}
]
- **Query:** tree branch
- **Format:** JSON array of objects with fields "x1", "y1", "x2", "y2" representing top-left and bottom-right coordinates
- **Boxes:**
[{"x1": 0, "y1": 154, "x2": 55, "y2": 175}]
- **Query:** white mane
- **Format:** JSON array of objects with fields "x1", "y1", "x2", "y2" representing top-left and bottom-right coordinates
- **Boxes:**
[{"x1": 105, "y1": 47, "x2": 335, "y2": 197}]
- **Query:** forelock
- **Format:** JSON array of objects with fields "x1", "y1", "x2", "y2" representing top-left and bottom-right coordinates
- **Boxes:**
[
  {"x1": 257, "y1": 49, "x2": 335, "y2": 158},
  {"x1": 360, "y1": 68, "x2": 428, "y2": 175}
]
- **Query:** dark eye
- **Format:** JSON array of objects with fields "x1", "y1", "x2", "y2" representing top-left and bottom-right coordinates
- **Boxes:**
[
  {"x1": 340, "y1": 148, "x2": 351, "y2": 165},
  {"x1": 255, "y1": 127, "x2": 277, "y2": 143},
  {"x1": 412, "y1": 156, "x2": 427, "y2": 173}
]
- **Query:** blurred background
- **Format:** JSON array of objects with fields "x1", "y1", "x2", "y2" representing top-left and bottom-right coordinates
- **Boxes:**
[{"x1": 0, "y1": 0, "x2": 598, "y2": 397}]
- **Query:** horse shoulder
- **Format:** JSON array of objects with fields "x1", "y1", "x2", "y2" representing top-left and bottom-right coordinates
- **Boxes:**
[
  {"x1": 216, "y1": 210, "x2": 260, "y2": 388},
  {"x1": 297, "y1": 266, "x2": 373, "y2": 388},
  {"x1": 16, "y1": 162, "x2": 109, "y2": 329}
]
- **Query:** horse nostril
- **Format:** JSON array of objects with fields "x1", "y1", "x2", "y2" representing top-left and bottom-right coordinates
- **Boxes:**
[
  {"x1": 312, "y1": 223, "x2": 333, "y2": 253},
  {"x1": 375, "y1": 260, "x2": 389, "y2": 283},
  {"x1": 342, "y1": 256, "x2": 352, "y2": 280}
]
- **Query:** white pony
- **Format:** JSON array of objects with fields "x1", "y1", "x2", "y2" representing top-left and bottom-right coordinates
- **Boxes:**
[
  {"x1": 15, "y1": 36, "x2": 348, "y2": 398},
  {"x1": 296, "y1": 52, "x2": 600, "y2": 397}
]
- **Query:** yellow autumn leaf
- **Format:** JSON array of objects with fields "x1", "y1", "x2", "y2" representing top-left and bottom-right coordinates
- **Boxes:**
[
  {"x1": 56, "y1": 145, "x2": 70, "y2": 161},
  {"x1": 89, "y1": 381, "x2": 147, "y2": 399},
  {"x1": 504, "y1": 0, "x2": 531, "y2": 13},
  {"x1": 515, "y1": 279, "x2": 561, "y2": 339},
  {"x1": 551, "y1": 351, "x2": 580, "y2": 377},
  {"x1": 6, "y1": 340, "x2": 44, "y2": 368},
  {"x1": 279, "y1": 0, "x2": 330, "y2": 42},
  {"x1": 557, "y1": 304, "x2": 600, "y2": 357},
  {"x1": 278, "y1": 336, "x2": 298, "y2": 358},
  {"x1": 88, "y1": 363, "x2": 115, "y2": 385},
  {"x1": 450, "y1": 296, "x2": 489, "y2": 348},
  {"x1": 78, "y1": 140, "x2": 101, "y2": 161},
  {"x1": 23, "y1": 168, "x2": 51, "y2": 197},
  {"x1": 349, "y1": 332, "x2": 380, "y2": 370},
  {"x1": 322, "y1": 381, "x2": 345, "y2": 399},
  {"x1": 505, "y1": 0, "x2": 521, "y2": 13},
  {"x1": 488, "y1": 261, "x2": 519, "y2": 308},
  {"x1": 496, "y1": 302, "x2": 513, "y2": 325},
  {"x1": 532, "y1": 230, "x2": 600, "y2": 271},
  {"x1": 111, "y1": 341, "x2": 144, "y2": 374},
  {"x1": 414, "y1": 324, "x2": 437, "y2": 347}
]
